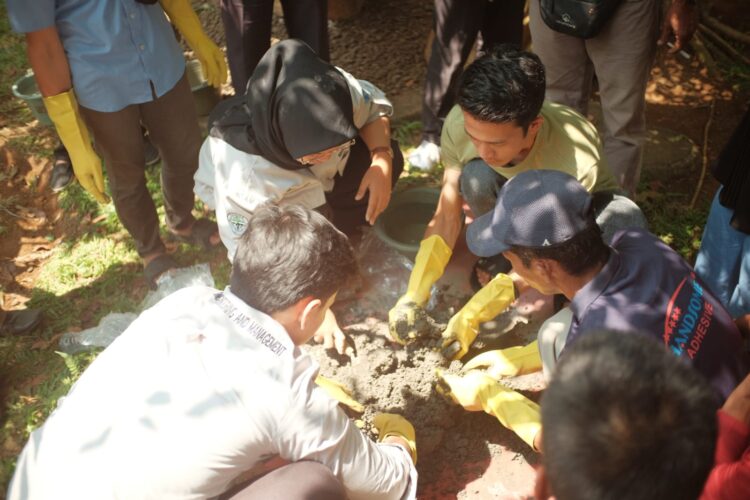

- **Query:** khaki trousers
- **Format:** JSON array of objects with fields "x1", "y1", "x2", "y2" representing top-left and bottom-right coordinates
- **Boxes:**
[{"x1": 529, "y1": 0, "x2": 661, "y2": 196}]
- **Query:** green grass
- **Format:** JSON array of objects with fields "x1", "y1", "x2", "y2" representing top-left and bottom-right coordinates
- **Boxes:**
[{"x1": 0, "y1": 4, "x2": 32, "y2": 129}]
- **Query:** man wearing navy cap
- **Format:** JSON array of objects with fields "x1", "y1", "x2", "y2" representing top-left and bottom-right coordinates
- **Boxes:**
[{"x1": 437, "y1": 169, "x2": 748, "y2": 450}]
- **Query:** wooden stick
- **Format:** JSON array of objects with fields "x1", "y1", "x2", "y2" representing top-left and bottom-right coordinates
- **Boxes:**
[
  {"x1": 690, "y1": 99, "x2": 716, "y2": 209},
  {"x1": 702, "y1": 14, "x2": 750, "y2": 46},
  {"x1": 698, "y1": 24, "x2": 750, "y2": 67},
  {"x1": 699, "y1": 32, "x2": 733, "y2": 66},
  {"x1": 691, "y1": 33, "x2": 720, "y2": 78}
]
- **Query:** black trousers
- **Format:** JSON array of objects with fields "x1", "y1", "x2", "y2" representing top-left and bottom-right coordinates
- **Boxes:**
[
  {"x1": 220, "y1": 0, "x2": 330, "y2": 94},
  {"x1": 422, "y1": 0, "x2": 525, "y2": 143},
  {"x1": 79, "y1": 73, "x2": 201, "y2": 257},
  {"x1": 326, "y1": 137, "x2": 404, "y2": 235}
]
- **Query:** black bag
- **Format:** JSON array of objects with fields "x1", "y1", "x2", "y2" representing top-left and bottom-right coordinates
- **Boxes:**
[{"x1": 539, "y1": 0, "x2": 624, "y2": 39}]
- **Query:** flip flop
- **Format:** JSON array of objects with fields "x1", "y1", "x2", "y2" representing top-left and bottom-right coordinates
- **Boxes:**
[
  {"x1": 143, "y1": 254, "x2": 178, "y2": 289},
  {"x1": 170, "y1": 219, "x2": 218, "y2": 251}
]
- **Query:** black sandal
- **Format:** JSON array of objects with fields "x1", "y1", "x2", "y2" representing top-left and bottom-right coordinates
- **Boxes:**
[
  {"x1": 144, "y1": 254, "x2": 178, "y2": 289},
  {"x1": 470, "y1": 254, "x2": 513, "y2": 292},
  {"x1": 170, "y1": 219, "x2": 218, "y2": 250}
]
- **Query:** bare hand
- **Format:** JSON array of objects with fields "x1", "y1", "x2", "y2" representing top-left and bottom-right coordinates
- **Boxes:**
[
  {"x1": 313, "y1": 309, "x2": 349, "y2": 355},
  {"x1": 658, "y1": 0, "x2": 697, "y2": 53},
  {"x1": 355, "y1": 158, "x2": 392, "y2": 225}
]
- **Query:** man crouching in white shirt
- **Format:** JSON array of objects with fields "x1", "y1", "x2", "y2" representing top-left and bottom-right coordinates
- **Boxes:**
[{"x1": 8, "y1": 204, "x2": 417, "y2": 500}]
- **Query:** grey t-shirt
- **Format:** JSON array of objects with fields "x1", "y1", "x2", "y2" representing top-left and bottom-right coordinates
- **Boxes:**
[{"x1": 567, "y1": 229, "x2": 747, "y2": 402}]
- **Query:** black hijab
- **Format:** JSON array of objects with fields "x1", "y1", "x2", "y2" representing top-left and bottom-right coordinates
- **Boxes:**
[{"x1": 208, "y1": 39, "x2": 358, "y2": 170}]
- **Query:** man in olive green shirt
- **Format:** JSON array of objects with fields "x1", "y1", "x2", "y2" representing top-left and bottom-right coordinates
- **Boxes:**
[{"x1": 388, "y1": 45, "x2": 645, "y2": 358}]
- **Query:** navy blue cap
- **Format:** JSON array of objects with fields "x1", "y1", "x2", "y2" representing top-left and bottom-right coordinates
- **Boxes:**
[{"x1": 466, "y1": 170, "x2": 594, "y2": 257}]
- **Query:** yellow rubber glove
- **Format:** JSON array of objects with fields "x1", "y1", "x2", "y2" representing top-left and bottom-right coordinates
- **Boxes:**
[
  {"x1": 43, "y1": 90, "x2": 108, "y2": 203},
  {"x1": 436, "y1": 370, "x2": 540, "y2": 450},
  {"x1": 373, "y1": 413, "x2": 417, "y2": 464},
  {"x1": 160, "y1": 0, "x2": 227, "y2": 88},
  {"x1": 463, "y1": 340, "x2": 543, "y2": 378},
  {"x1": 388, "y1": 235, "x2": 452, "y2": 344},
  {"x1": 441, "y1": 273, "x2": 516, "y2": 360},
  {"x1": 315, "y1": 375, "x2": 365, "y2": 414}
]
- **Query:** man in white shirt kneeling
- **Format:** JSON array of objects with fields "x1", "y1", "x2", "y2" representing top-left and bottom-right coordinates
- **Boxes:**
[{"x1": 8, "y1": 203, "x2": 417, "y2": 500}]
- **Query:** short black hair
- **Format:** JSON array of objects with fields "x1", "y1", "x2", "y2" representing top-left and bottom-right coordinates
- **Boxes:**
[
  {"x1": 456, "y1": 44, "x2": 546, "y2": 132},
  {"x1": 509, "y1": 222, "x2": 609, "y2": 277},
  {"x1": 230, "y1": 204, "x2": 357, "y2": 314},
  {"x1": 541, "y1": 331, "x2": 718, "y2": 500}
]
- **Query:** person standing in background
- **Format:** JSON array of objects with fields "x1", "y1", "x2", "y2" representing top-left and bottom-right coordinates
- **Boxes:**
[
  {"x1": 408, "y1": 0, "x2": 526, "y2": 171},
  {"x1": 220, "y1": 0, "x2": 329, "y2": 94},
  {"x1": 6, "y1": 0, "x2": 227, "y2": 286}
]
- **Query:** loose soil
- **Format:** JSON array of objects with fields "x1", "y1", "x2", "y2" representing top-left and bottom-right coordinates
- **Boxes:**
[{"x1": 2, "y1": 0, "x2": 750, "y2": 498}]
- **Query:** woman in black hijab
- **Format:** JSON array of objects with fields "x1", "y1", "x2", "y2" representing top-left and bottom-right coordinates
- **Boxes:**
[{"x1": 196, "y1": 39, "x2": 403, "y2": 259}]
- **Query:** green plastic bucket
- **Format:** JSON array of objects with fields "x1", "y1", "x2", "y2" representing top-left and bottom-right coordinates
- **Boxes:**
[
  {"x1": 374, "y1": 187, "x2": 441, "y2": 260},
  {"x1": 12, "y1": 71, "x2": 52, "y2": 126},
  {"x1": 185, "y1": 59, "x2": 220, "y2": 117}
]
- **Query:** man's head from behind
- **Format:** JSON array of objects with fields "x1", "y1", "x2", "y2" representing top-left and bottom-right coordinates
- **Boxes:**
[
  {"x1": 466, "y1": 170, "x2": 609, "y2": 297},
  {"x1": 457, "y1": 45, "x2": 546, "y2": 167},
  {"x1": 231, "y1": 204, "x2": 357, "y2": 344},
  {"x1": 537, "y1": 330, "x2": 718, "y2": 500}
]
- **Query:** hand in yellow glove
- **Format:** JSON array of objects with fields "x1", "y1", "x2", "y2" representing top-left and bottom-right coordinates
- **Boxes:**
[
  {"x1": 388, "y1": 235, "x2": 452, "y2": 344},
  {"x1": 160, "y1": 0, "x2": 227, "y2": 88},
  {"x1": 436, "y1": 370, "x2": 541, "y2": 450},
  {"x1": 441, "y1": 273, "x2": 516, "y2": 360},
  {"x1": 373, "y1": 413, "x2": 417, "y2": 464},
  {"x1": 43, "y1": 90, "x2": 108, "y2": 203},
  {"x1": 463, "y1": 340, "x2": 543, "y2": 378},
  {"x1": 315, "y1": 375, "x2": 364, "y2": 414}
]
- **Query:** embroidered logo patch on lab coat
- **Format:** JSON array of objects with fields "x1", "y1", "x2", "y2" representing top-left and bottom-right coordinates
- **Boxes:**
[{"x1": 227, "y1": 213, "x2": 249, "y2": 236}]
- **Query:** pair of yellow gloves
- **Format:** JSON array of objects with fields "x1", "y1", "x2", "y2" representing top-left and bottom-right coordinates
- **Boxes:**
[
  {"x1": 43, "y1": 0, "x2": 227, "y2": 203},
  {"x1": 388, "y1": 235, "x2": 544, "y2": 450}
]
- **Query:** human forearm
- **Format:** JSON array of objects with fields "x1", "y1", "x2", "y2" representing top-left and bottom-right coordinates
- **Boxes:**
[
  {"x1": 360, "y1": 115, "x2": 391, "y2": 151},
  {"x1": 424, "y1": 168, "x2": 463, "y2": 247},
  {"x1": 25, "y1": 27, "x2": 71, "y2": 97},
  {"x1": 360, "y1": 116, "x2": 393, "y2": 173}
]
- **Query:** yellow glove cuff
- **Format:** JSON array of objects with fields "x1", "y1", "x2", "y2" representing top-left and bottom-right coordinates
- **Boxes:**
[
  {"x1": 401, "y1": 234, "x2": 452, "y2": 306},
  {"x1": 481, "y1": 385, "x2": 541, "y2": 450},
  {"x1": 44, "y1": 90, "x2": 92, "y2": 152},
  {"x1": 441, "y1": 273, "x2": 517, "y2": 360}
]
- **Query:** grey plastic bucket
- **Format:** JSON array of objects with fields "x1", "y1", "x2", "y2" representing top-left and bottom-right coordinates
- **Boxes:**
[
  {"x1": 374, "y1": 187, "x2": 441, "y2": 260},
  {"x1": 11, "y1": 72, "x2": 52, "y2": 126}
]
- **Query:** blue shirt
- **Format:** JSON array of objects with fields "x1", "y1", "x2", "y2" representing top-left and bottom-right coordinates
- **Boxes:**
[
  {"x1": 7, "y1": 0, "x2": 185, "y2": 112},
  {"x1": 566, "y1": 228, "x2": 748, "y2": 402}
]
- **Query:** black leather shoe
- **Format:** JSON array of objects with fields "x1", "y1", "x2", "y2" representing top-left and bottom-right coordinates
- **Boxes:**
[{"x1": 1, "y1": 309, "x2": 42, "y2": 336}]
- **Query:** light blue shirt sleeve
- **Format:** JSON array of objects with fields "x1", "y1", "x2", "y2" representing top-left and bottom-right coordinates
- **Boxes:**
[
  {"x1": 6, "y1": 0, "x2": 56, "y2": 33},
  {"x1": 5, "y1": 0, "x2": 186, "y2": 112}
]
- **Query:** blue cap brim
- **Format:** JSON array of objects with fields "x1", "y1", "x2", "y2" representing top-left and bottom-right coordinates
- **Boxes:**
[{"x1": 466, "y1": 210, "x2": 510, "y2": 257}]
